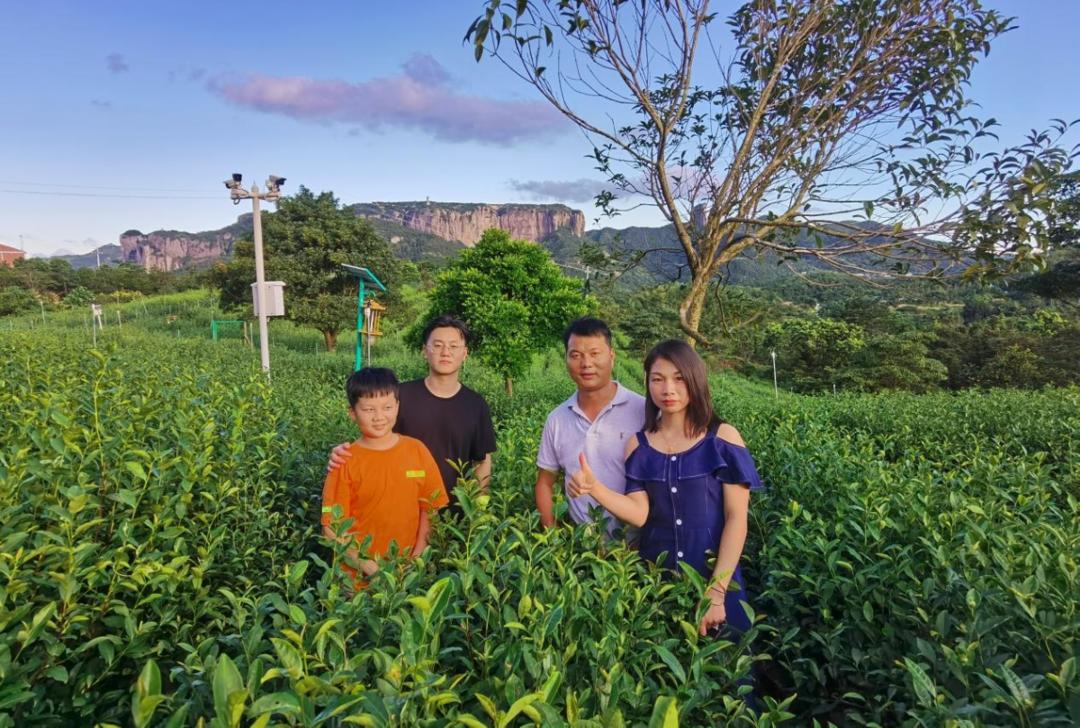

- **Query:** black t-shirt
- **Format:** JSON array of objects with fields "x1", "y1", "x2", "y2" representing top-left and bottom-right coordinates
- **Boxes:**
[{"x1": 394, "y1": 379, "x2": 496, "y2": 498}]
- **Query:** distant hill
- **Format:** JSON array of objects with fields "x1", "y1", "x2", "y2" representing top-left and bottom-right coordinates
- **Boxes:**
[
  {"x1": 94, "y1": 199, "x2": 952, "y2": 287},
  {"x1": 52, "y1": 244, "x2": 125, "y2": 269},
  {"x1": 97, "y1": 201, "x2": 587, "y2": 272},
  {"x1": 572, "y1": 220, "x2": 952, "y2": 287}
]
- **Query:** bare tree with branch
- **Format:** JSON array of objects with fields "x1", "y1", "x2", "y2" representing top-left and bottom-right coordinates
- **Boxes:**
[{"x1": 467, "y1": 0, "x2": 1078, "y2": 346}]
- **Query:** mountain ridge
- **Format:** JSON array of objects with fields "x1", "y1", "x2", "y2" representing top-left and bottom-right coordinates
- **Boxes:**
[{"x1": 48, "y1": 201, "x2": 937, "y2": 288}]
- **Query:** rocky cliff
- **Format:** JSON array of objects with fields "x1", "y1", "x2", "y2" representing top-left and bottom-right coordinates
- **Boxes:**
[
  {"x1": 352, "y1": 202, "x2": 585, "y2": 246},
  {"x1": 119, "y1": 216, "x2": 253, "y2": 271},
  {"x1": 117, "y1": 202, "x2": 586, "y2": 271}
]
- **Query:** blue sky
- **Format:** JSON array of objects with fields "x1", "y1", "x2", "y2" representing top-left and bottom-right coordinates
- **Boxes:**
[{"x1": 1, "y1": 0, "x2": 1077, "y2": 257}]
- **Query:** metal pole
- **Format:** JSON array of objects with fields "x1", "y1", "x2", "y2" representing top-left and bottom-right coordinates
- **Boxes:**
[
  {"x1": 251, "y1": 186, "x2": 270, "y2": 375},
  {"x1": 770, "y1": 351, "x2": 778, "y2": 399},
  {"x1": 354, "y1": 280, "x2": 365, "y2": 371},
  {"x1": 366, "y1": 309, "x2": 373, "y2": 365}
]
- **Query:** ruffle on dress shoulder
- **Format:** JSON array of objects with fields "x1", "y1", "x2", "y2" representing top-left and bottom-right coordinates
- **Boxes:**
[
  {"x1": 712, "y1": 436, "x2": 765, "y2": 491},
  {"x1": 623, "y1": 432, "x2": 658, "y2": 490}
]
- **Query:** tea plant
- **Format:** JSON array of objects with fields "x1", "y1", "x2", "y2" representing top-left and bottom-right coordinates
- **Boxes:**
[
  {"x1": 0, "y1": 334, "x2": 310, "y2": 724},
  {"x1": 1, "y1": 313, "x2": 1077, "y2": 726}
]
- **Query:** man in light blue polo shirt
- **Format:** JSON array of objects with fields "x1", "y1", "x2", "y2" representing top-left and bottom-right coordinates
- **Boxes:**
[{"x1": 536, "y1": 317, "x2": 646, "y2": 539}]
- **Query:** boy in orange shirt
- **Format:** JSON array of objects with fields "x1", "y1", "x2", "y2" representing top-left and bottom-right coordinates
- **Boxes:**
[{"x1": 322, "y1": 368, "x2": 448, "y2": 583}]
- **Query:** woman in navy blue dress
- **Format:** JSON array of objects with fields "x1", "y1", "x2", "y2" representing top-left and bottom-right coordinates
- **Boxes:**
[{"x1": 568, "y1": 339, "x2": 764, "y2": 636}]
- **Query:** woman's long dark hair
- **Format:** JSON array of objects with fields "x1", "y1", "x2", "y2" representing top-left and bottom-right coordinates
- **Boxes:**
[{"x1": 643, "y1": 340, "x2": 720, "y2": 437}]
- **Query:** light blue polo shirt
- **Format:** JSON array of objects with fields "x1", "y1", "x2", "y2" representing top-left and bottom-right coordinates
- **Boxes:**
[{"x1": 537, "y1": 382, "x2": 647, "y2": 538}]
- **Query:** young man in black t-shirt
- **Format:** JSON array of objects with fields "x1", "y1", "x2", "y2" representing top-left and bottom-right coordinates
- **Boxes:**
[{"x1": 328, "y1": 316, "x2": 496, "y2": 504}]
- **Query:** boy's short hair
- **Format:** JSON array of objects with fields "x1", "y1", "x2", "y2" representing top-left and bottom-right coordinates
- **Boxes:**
[
  {"x1": 562, "y1": 317, "x2": 612, "y2": 350},
  {"x1": 346, "y1": 367, "x2": 399, "y2": 408},
  {"x1": 420, "y1": 315, "x2": 471, "y2": 346}
]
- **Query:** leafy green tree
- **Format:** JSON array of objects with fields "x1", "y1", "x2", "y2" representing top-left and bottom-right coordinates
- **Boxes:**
[
  {"x1": 1012, "y1": 250, "x2": 1080, "y2": 301},
  {"x1": 606, "y1": 281, "x2": 777, "y2": 367},
  {"x1": 63, "y1": 286, "x2": 95, "y2": 308},
  {"x1": 763, "y1": 317, "x2": 865, "y2": 392},
  {"x1": 1046, "y1": 174, "x2": 1080, "y2": 249},
  {"x1": 0, "y1": 286, "x2": 38, "y2": 316},
  {"x1": 468, "y1": 1, "x2": 1076, "y2": 346},
  {"x1": 821, "y1": 295, "x2": 914, "y2": 336},
  {"x1": 411, "y1": 228, "x2": 592, "y2": 394},
  {"x1": 0, "y1": 258, "x2": 69, "y2": 296},
  {"x1": 976, "y1": 345, "x2": 1043, "y2": 389},
  {"x1": 846, "y1": 332, "x2": 948, "y2": 392},
  {"x1": 0, "y1": 258, "x2": 198, "y2": 300},
  {"x1": 215, "y1": 187, "x2": 399, "y2": 351},
  {"x1": 1034, "y1": 322, "x2": 1080, "y2": 386}
]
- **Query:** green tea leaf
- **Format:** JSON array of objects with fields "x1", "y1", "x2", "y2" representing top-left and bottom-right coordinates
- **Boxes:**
[
  {"x1": 248, "y1": 692, "x2": 301, "y2": 717},
  {"x1": 903, "y1": 658, "x2": 936, "y2": 707},
  {"x1": 653, "y1": 646, "x2": 687, "y2": 684},
  {"x1": 137, "y1": 659, "x2": 161, "y2": 696},
  {"x1": 647, "y1": 695, "x2": 679, "y2": 728},
  {"x1": 476, "y1": 693, "x2": 498, "y2": 720},
  {"x1": 213, "y1": 654, "x2": 244, "y2": 721},
  {"x1": 125, "y1": 461, "x2": 148, "y2": 480}
]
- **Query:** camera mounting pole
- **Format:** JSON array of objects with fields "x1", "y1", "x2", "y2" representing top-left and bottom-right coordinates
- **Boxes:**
[{"x1": 224, "y1": 173, "x2": 286, "y2": 376}]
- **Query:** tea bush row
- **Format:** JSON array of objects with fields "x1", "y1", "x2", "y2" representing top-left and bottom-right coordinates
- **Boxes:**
[
  {"x1": 1, "y1": 323, "x2": 1077, "y2": 725},
  {"x1": 0, "y1": 333, "x2": 311, "y2": 724}
]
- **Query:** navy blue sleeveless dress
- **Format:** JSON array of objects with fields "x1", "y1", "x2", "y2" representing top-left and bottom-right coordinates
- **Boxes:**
[{"x1": 624, "y1": 431, "x2": 765, "y2": 634}]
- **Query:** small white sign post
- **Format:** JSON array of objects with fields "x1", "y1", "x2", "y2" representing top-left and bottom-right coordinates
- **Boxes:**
[
  {"x1": 90, "y1": 304, "x2": 104, "y2": 346},
  {"x1": 771, "y1": 350, "x2": 778, "y2": 399}
]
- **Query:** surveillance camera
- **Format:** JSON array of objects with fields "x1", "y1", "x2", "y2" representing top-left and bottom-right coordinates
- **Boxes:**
[
  {"x1": 232, "y1": 173, "x2": 243, "y2": 182},
  {"x1": 224, "y1": 179, "x2": 239, "y2": 190},
  {"x1": 267, "y1": 175, "x2": 286, "y2": 189}
]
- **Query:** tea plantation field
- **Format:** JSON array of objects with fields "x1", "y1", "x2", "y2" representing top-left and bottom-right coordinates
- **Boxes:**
[{"x1": 1, "y1": 297, "x2": 1077, "y2": 726}]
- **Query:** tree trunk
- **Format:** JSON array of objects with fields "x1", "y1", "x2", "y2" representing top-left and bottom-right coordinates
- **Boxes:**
[
  {"x1": 678, "y1": 272, "x2": 711, "y2": 349},
  {"x1": 323, "y1": 330, "x2": 337, "y2": 352},
  {"x1": 504, "y1": 377, "x2": 514, "y2": 397}
]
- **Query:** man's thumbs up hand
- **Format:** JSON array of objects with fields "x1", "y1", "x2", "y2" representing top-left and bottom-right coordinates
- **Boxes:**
[{"x1": 568, "y1": 452, "x2": 598, "y2": 498}]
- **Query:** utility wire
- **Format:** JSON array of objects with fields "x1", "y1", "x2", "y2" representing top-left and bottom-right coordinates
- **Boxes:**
[
  {"x1": 0, "y1": 179, "x2": 214, "y2": 193},
  {"x1": 1, "y1": 189, "x2": 220, "y2": 200}
]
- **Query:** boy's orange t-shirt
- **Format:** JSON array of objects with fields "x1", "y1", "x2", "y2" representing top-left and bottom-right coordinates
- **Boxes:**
[{"x1": 321, "y1": 435, "x2": 448, "y2": 560}]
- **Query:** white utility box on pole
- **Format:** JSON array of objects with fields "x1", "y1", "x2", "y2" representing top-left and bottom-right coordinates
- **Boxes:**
[{"x1": 251, "y1": 281, "x2": 286, "y2": 317}]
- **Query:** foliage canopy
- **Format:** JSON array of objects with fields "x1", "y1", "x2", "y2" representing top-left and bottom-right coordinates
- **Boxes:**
[
  {"x1": 410, "y1": 228, "x2": 592, "y2": 393},
  {"x1": 214, "y1": 187, "x2": 399, "y2": 351},
  {"x1": 468, "y1": 0, "x2": 1079, "y2": 346}
]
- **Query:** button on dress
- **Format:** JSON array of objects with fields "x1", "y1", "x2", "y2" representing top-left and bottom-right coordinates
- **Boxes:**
[{"x1": 625, "y1": 431, "x2": 765, "y2": 634}]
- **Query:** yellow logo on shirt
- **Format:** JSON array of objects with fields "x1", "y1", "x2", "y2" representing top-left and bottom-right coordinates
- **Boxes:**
[{"x1": 405, "y1": 470, "x2": 425, "y2": 478}]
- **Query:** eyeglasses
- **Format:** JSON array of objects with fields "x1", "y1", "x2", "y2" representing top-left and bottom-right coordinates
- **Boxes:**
[{"x1": 428, "y1": 342, "x2": 463, "y2": 353}]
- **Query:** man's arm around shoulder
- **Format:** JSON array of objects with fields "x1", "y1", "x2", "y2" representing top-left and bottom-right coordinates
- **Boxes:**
[{"x1": 535, "y1": 467, "x2": 559, "y2": 529}]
